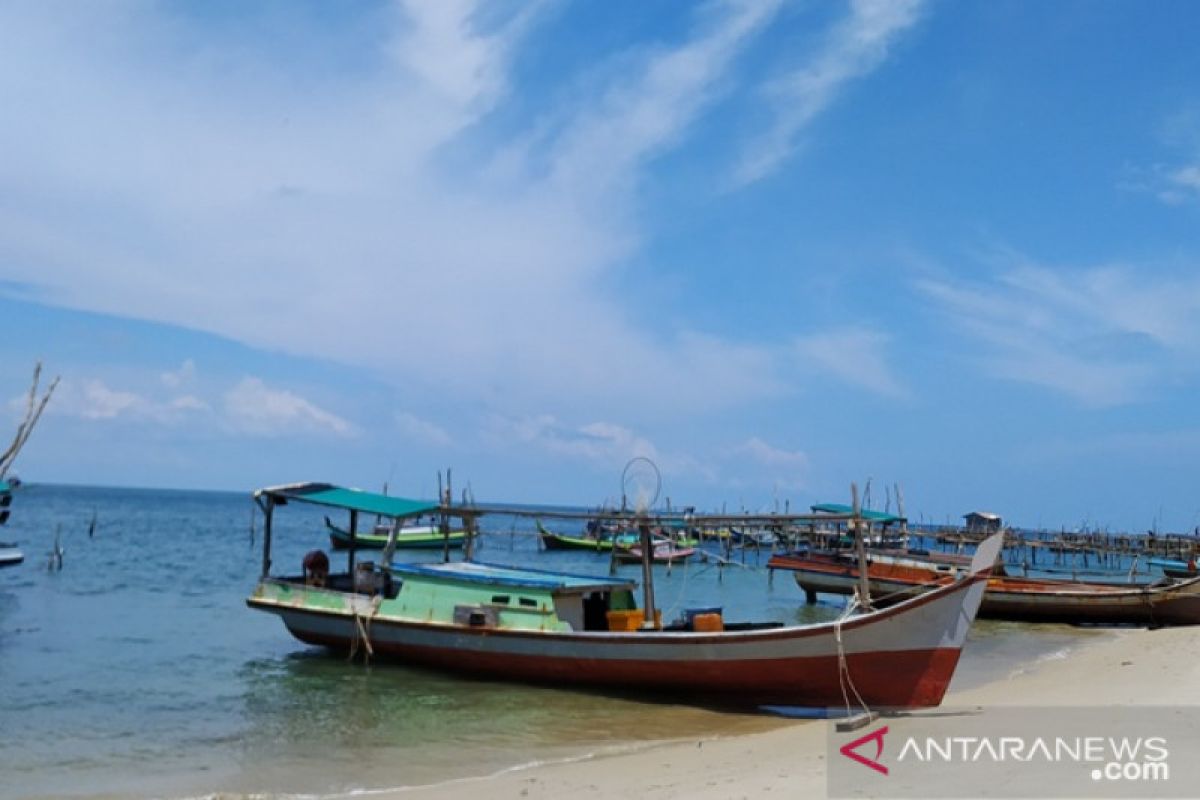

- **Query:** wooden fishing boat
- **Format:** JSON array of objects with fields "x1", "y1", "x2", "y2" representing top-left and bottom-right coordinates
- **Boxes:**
[
  {"x1": 538, "y1": 520, "x2": 698, "y2": 552},
  {"x1": 248, "y1": 482, "x2": 1002, "y2": 708},
  {"x1": 611, "y1": 539, "x2": 696, "y2": 564},
  {"x1": 727, "y1": 526, "x2": 777, "y2": 547},
  {"x1": 536, "y1": 520, "x2": 638, "y2": 552},
  {"x1": 326, "y1": 517, "x2": 465, "y2": 551},
  {"x1": 768, "y1": 550, "x2": 1200, "y2": 626},
  {"x1": 1148, "y1": 556, "x2": 1197, "y2": 580}
]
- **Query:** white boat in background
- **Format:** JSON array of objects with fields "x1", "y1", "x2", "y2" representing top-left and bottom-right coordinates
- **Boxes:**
[{"x1": 0, "y1": 541, "x2": 23, "y2": 569}]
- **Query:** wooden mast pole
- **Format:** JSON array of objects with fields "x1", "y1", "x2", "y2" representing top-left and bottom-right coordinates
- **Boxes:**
[
  {"x1": 348, "y1": 508, "x2": 359, "y2": 580},
  {"x1": 852, "y1": 482, "x2": 872, "y2": 610},
  {"x1": 638, "y1": 515, "x2": 659, "y2": 630},
  {"x1": 260, "y1": 494, "x2": 274, "y2": 578},
  {"x1": 441, "y1": 469, "x2": 452, "y2": 564}
]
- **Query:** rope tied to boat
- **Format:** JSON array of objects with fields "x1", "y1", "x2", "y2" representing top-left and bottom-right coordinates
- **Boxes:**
[
  {"x1": 660, "y1": 548, "x2": 693, "y2": 623},
  {"x1": 834, "y1": 595, "x2": 872, "y2": 722},
  {"x1": 348, "y1": 594, "x2": 383, "y2": 665}
]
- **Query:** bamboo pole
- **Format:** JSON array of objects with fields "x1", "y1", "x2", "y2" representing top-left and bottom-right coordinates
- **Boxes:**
[
  {"x1": 852, "y1": 483, "x2": 872, "y2": 610},
  {"x1": 638, "y1": 517, "x2": 658, "y2": 630}
]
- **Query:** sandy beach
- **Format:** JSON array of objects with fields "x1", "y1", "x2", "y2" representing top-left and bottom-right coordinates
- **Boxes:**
[{"x1": 370, "y1": 626, "x2": 1200, "y2": 799}]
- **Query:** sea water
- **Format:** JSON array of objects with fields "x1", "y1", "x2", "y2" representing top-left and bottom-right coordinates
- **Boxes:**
[{"x1": 0, "y1": 484, "x2": 1093, "y2": 800}]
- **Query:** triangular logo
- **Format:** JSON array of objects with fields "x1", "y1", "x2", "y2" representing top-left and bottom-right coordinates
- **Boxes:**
[{"x1": 839, "y1": 725, "x2": 889, "y2": 775}]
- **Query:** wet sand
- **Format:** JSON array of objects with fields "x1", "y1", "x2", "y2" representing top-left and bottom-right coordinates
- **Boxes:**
[{"x1": 368, "y1": 625, "x2": 1200, "y2": 799}]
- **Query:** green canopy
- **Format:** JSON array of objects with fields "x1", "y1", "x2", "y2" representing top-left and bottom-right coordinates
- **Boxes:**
[
  {"x1": 810, "y1": 502, "x2": 905, "y2": 524},
  {"x1": 257, "y1": 482, "x2": 438, "y2": 519}
]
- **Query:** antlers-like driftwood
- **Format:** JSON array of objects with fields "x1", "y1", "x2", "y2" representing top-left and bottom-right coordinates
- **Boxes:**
[{"x1": 0, "y1": 362, "x2": 59, "y2": 479}]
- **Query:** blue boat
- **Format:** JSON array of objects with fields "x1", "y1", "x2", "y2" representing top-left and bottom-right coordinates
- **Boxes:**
[{"x1": 0, "y1": 479, "x2": 21, "y2": 569}]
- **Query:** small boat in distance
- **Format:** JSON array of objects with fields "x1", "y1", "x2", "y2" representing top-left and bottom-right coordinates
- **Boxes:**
[
  {"x1": 248, "y1": 481, "x2": 1003, "y2": 708},
  {"x1": 0, "y1": 479, "x2": 22, "y2": 569},
  {"x1": 326, "y1": 517, "x2": 466, "y2": 551},
  {"x1": 727, "y1": 526, "x2": 777, "y2": 548},
  {"x1": 537, "y1": 519, "x2": 699, "y2": 552},
  {"x1": 536, "y1": 520, "x2": 638, "y2": 552},
  {"x1": 611, "y1": 539, "x2": 696, "y2": 564},
  {"x1": 0, "y1": 540, "x2": 23, "y2": 569},
  {"x1": 1148, "y1": 555, "x2": 1198, "y2": 580}
]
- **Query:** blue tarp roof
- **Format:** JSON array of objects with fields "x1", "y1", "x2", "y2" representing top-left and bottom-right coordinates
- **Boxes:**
[{"x1": 391, "y1": 560, "x2": 636, "y2": 592}]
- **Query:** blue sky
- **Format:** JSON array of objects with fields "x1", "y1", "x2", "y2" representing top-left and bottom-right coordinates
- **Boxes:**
[{"x1": 3, "y1": 0, "x2": 1200, "y2": 531}]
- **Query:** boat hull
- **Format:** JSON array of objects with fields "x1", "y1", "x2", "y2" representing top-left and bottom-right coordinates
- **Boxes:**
[
  {"x1": 611, "y1": 546, "x2": 696, "y2": 564},
  {"x1": 327, "y1": 525, "x2": 465, "y2": 551},
  {"x1": 773, "y1": 555, "x2": 1200, "y2": 626},
  {"x1": 538, "y1": 531, "x2": 640, "y2": 552},
  {"x1": 247, "y1": 569, "x2": 989, "y2": 708},
  {"x1": 0, "y1": 543, "x2": 23, "y2": 569}
]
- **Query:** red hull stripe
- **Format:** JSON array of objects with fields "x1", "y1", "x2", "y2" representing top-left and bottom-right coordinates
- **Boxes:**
[{"x1": 284, "y1": 623, "x2": 961, "y2": 708}]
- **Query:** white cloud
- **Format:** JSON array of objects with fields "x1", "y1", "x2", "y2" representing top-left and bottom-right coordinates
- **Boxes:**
[
  {"x1": 539, "y1": 0, "x2": 783, "y2": 200},
  {"x1": 919, "y1": 258, "x2": 1200, "y2": 405},
  {"x1": 724, "y1": 437, "x2": 811, "y2": 493},
  {"x1": 80, "y1": 380, "x2": 143, "y2": 420},
  {"x1": 1128, "y1": 104, "x2": 1200, "y2": 205},
  {"x1": 736, "y1": 436, "x2": 808, "y2": 467},
  {"x1": 486, "y1": 414, "x2": 658, "y2": 467},
  {"x1": 1158, "y1": 163, "x2": 1200, "y2": 204},
  {"x1": 395, "y1": 411, "x2": 452, "y2": 447},
  {"x1": 223, "y1": 378, "x2": 355, "y2": 437},
  {"x1": 390, "y1": 0, "x2": 546, "y2": 116},
  {"x1": 0, "y1": 2, "x2": 807, "y2": 422},
  {"x1": 170, "y1": 395, "x2": 209, "y2": 412},
  {"x1": 0, "y1": 1, "x2": 906, "y2": 429},
  {"x1": 160, "y1": 359, "x2": 197, "y2": 389},
  {"x1": 793, "y1": 328, "x2": 909, "y2": 399},
  {"x1": 41, "y1": 378, "x2": 209, "y2": 423},
  {"x1": 734, "y1": 0, "x2": 925, "y2": 185},
  {"x1": 1171, "y1": 164, "x2": 1200, "y2": 191}
]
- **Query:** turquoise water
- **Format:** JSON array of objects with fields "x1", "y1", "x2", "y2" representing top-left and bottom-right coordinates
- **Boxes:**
[{"x1": 0, "y1": 484, "x2": 1093, "y2": 799}]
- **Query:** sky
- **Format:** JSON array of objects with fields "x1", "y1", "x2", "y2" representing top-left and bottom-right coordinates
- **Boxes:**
[{"x1": 3, "y1": 0, "x2": 1200, "y2": 532}]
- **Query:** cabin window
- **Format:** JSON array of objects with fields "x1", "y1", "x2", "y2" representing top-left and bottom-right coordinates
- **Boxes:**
[
  {"x1": 582, "y1": 592, "x2": 610, "y2": 631},
  {"x1": 491, "y1": 595, "x2": 511, "y2": 604},
  {"x1": 518, "y1": 597, "x2": 537, "y2": 608}
]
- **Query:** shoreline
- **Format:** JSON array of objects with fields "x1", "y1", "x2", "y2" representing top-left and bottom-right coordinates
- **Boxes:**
[{"x1": 357, "y1": 625, "x2": 1198, "y2": 800}]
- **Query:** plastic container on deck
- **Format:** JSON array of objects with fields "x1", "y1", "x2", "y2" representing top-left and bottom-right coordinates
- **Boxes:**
[
  {"x1": 690, "y1": 612, "x2": 724, "y2": 632},
  {"x1": 607, "y1": 609, "x2": 644, "y2": 631},
  {"x1": 606, "y1": 609, "x2": 663, "y2": 631},
  {"x1": 684, "y1": 606, "x2": 723, "y2": 629}
]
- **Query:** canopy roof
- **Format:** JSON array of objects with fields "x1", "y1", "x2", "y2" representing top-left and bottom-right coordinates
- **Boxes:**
[
  {"x1": 392, "y1": 560, "x2": 636, "y2": 593},
  {"x1": 810, "y1": 502, "x2": 905, "y2": 524},
  {"x1": 256, "y1": 482, "x2": 438, "y2": 519}
]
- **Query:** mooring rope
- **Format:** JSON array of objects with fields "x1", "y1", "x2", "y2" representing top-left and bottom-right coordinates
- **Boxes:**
[
  {"x1": 834, "y1": 595, "x2": 872, "y2": 721},
  {"x1": 348, "y1": 594, "x2": 383, "y2": 664},
  {"x1": 661, "y1": 552, "x2": 693, "y2": 622}
]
